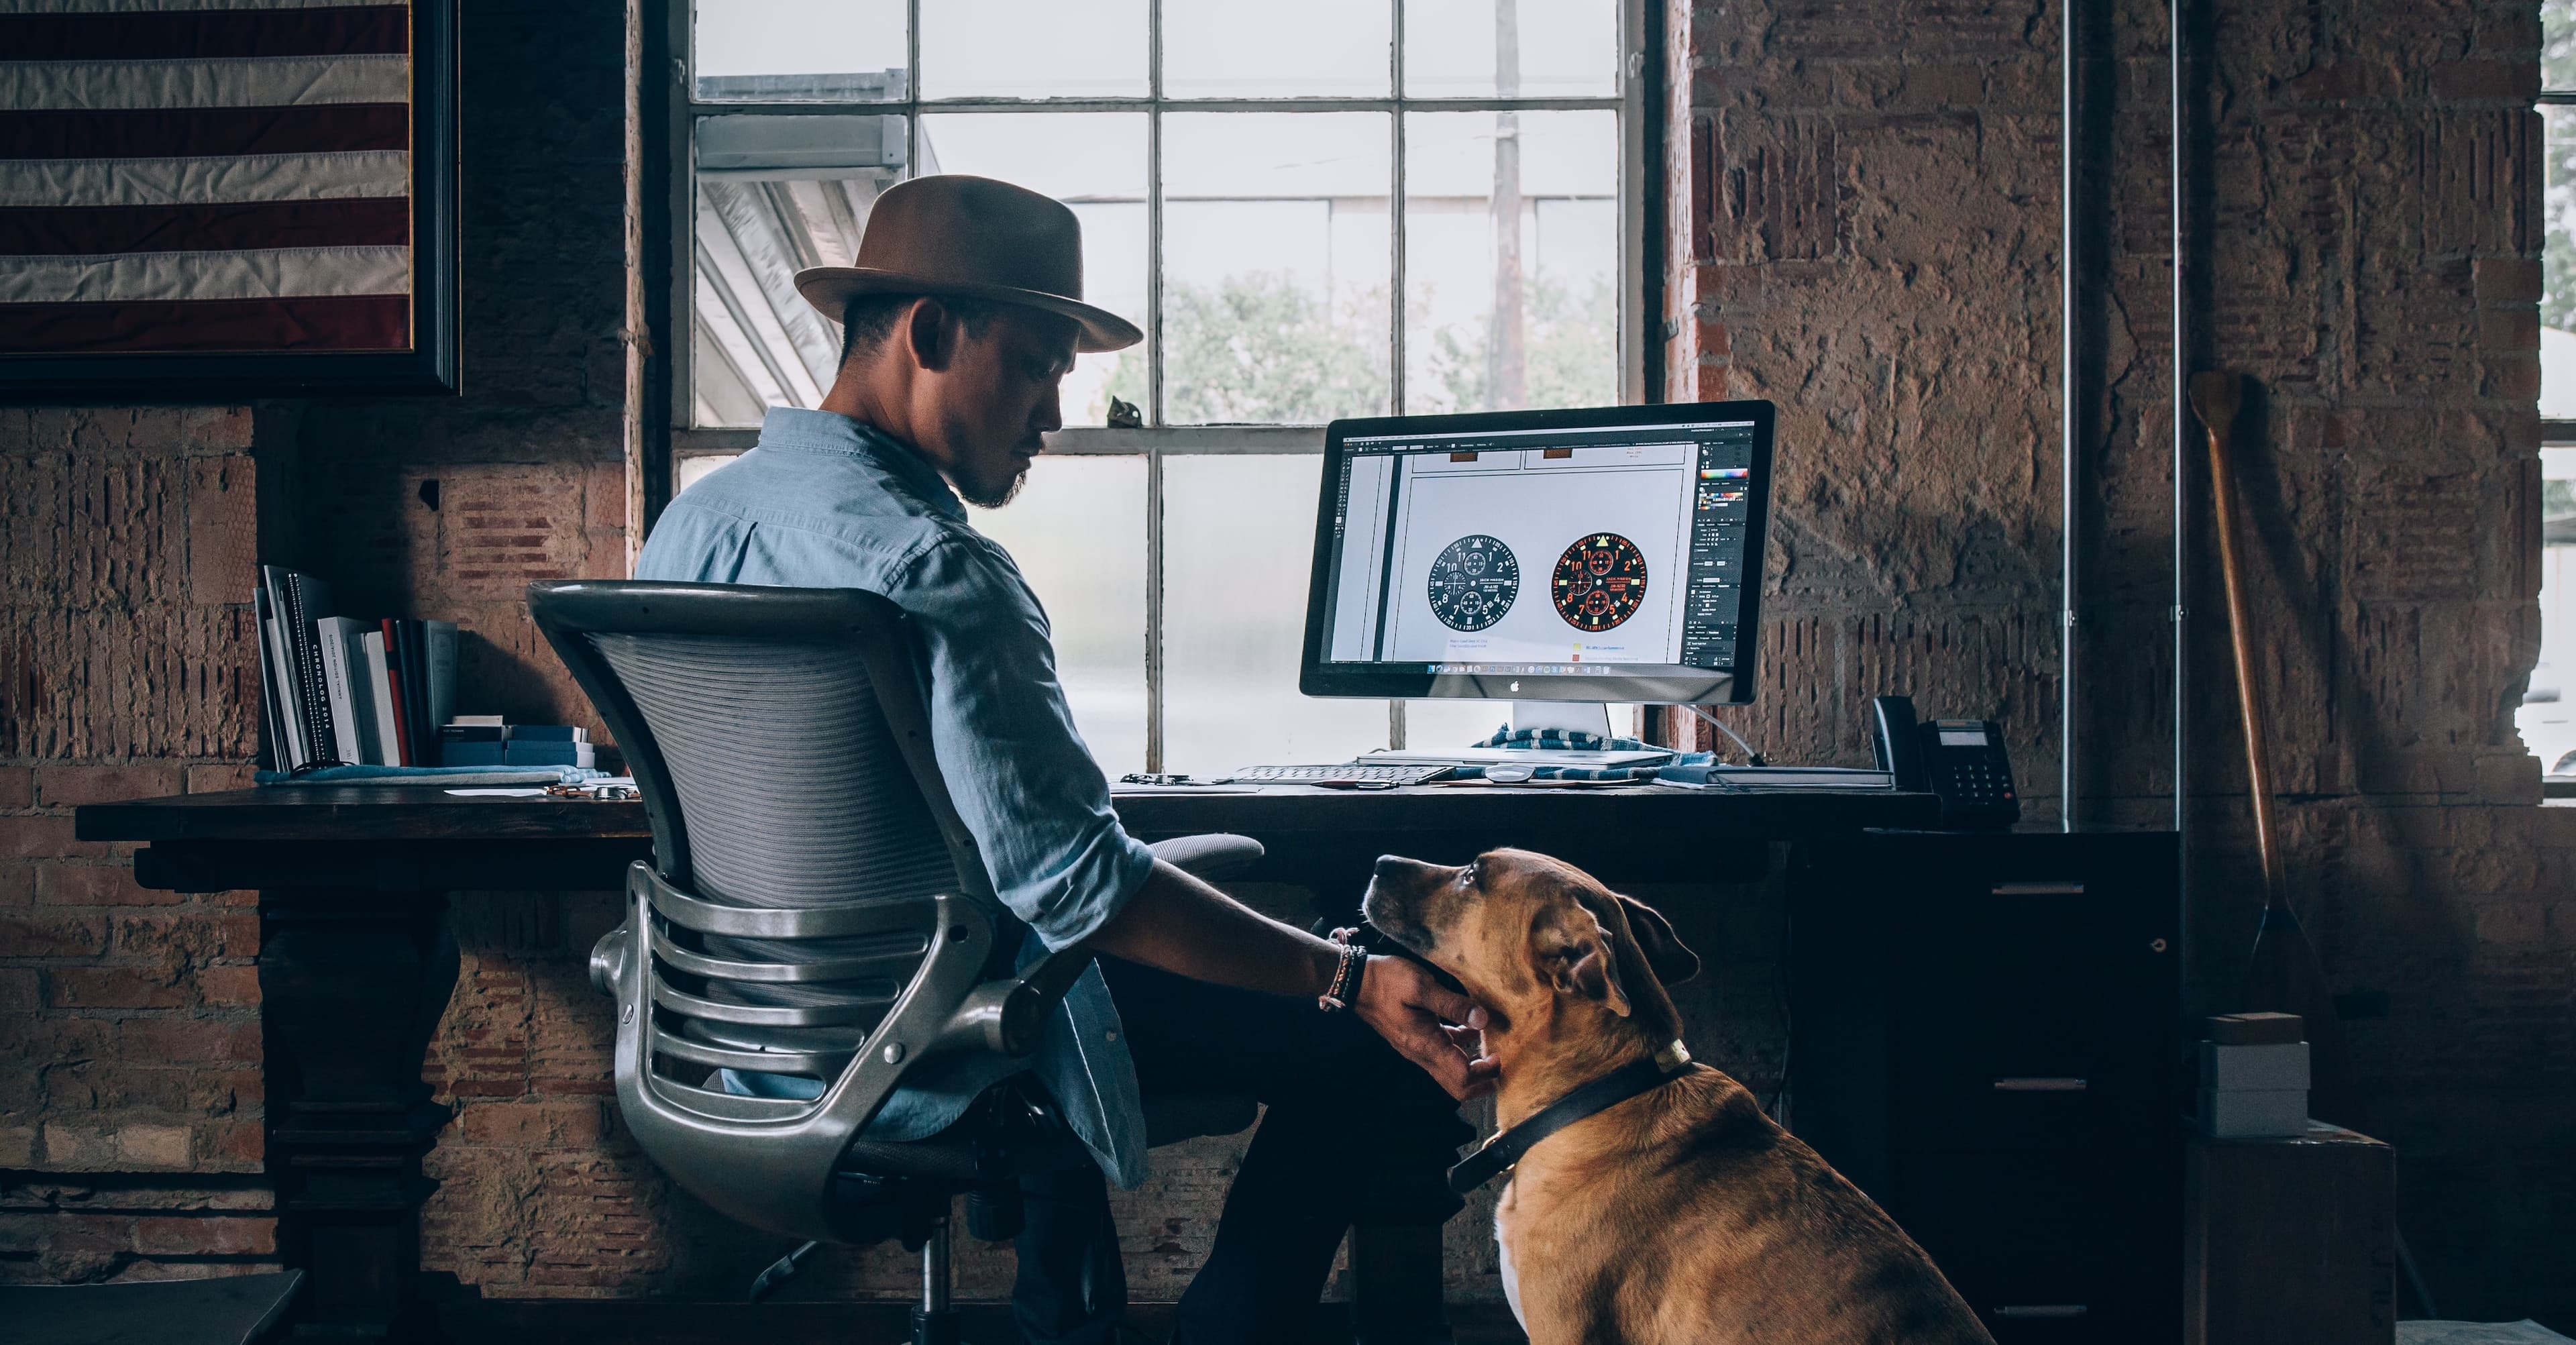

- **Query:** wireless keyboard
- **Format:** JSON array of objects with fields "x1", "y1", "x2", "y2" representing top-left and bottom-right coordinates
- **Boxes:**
[{"x1": 1223, "y1": 763, "x2": 1458, "y2": 786}]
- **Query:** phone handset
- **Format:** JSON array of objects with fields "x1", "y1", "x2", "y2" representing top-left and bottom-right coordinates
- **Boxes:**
[{"x1": 1870, "y1": 695, "x2": 1928, "y2": 791}]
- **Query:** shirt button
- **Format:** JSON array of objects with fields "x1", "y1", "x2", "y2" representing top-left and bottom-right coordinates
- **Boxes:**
[{"x1": 1104, "y1": 1031, "x2": 1118, "y2": 1042}]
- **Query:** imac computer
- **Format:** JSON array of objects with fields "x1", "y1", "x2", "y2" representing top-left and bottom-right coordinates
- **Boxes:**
[{"x1": 1299, "y1": 400, "x2": 1773, "y2": 765}]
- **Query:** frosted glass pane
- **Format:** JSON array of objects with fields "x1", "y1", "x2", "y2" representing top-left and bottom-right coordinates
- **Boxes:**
[
  {"x1": 917, "y1": 114, "x2": 1148, "y2": 427},
  {"x1": 919, "y1": 0, "x2": 1148, "y2": 99},
  {"x1": 1163, "y1": 455, "x2": 1388, "y2": 773},
  {"x1": 1161, "y1": 113, "x2": 1391, "y2": 424},
  {"x1": 1405, "y1": 110, "x2": 1619, "y2": 415},
  {"x1": 969, "y1": 456, "x2": 1150, "y2": 777},
  {"x1": 1404, "y1": 0, "x2": 1618, "y2": 99},
  {"x1": 1164, "y1": 0, "x2": 1389, "y2": 98},
  {"x1": 694, "y1": 0, "x2": 907, "y2": 101},
  {"x1": 675, "y1": 454, "x2": 740, "y2": 495}
]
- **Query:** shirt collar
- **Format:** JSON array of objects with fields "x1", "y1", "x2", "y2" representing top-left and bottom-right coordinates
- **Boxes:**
[{"x1": 754, "y1": 406, "x2": 968, "y2": 522}]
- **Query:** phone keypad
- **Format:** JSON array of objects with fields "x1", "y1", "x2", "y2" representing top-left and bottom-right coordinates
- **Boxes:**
[{"x1": 1942, "y1": 760, "x2": 2015, "y2": 804}]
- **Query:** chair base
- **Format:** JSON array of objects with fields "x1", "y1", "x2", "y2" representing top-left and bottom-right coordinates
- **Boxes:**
[{"x1": 909, "y1": 1304, "x2": 961, "y2": 1345}]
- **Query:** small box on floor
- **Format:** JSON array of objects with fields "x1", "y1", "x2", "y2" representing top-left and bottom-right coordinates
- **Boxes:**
[{"x1": 2199, "y1": 1014, "x2": 2310, "y2": 1138}]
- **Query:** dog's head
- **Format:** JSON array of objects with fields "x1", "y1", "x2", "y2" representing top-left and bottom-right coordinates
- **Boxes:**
[{"x1": 1362, "y1": 849, "x2": 1700, "y2": 1039}]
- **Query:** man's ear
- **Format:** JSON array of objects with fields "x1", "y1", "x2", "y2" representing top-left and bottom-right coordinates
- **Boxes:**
[
  {"x1": 1538, "y1": 915, "x2": 1632, "y2": 1018},
  {"x1": 1613, "y1": 892, "x2": 1701, "y2": 986},
  {"x1": 905, "y1": 296, "x2": 957, "y2": 371}
]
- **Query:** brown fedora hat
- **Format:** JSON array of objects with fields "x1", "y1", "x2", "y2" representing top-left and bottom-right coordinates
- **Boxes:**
[{"x1": 793, "y1": 174, "x2": 1141, "y2": 354}]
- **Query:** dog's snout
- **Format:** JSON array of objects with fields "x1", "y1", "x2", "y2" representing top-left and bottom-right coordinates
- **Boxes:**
[{"x1": 1373, "y1": 855, "x2": 1434, "y2": 886}]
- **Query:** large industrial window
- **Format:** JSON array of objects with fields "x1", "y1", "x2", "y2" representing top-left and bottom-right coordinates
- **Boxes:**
[
  {"x1": 667, "y1": 0, "x2": 1650, "y2": 775},
  {"x1": 2530, "y1": 0, "x2": 2576, "y2": 783}
]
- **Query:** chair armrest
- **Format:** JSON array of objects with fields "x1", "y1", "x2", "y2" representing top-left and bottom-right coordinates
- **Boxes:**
[
  {"x1": 590, "y1": 922, "x2": 631, "y2": 996},
  {"x1": 938, "y1": 946, "x2": 1095, "y2": 1058}
]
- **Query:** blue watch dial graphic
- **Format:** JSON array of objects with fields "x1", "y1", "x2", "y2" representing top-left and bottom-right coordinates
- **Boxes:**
[{"x1": 1427, "y1": 535, "x2": 1520, "y2": 632}]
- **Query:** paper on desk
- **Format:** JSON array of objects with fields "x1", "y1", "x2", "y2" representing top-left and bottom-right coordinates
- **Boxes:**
[{"x1": 447, "y1": 776, "x2": 635, "y2": 798}]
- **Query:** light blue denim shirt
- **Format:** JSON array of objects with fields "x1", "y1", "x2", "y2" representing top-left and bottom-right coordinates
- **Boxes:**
[{"x1": 634, "y1": 407, "x2": 1156, "y2": 1188}]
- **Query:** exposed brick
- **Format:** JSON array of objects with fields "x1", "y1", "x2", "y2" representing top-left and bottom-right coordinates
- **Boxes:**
[
  {"x1": 0, "y1": 1126, "x2": 33, "y2": 1167},
  {"x1": 2430, "y1": 59, "x2": 2538, "y2": 102},
  {"x1": 117, "y1": 1125, "x2": 191, "y2": 1169},
  {"x1": 183, "y1": 763, "x2": 256, "y2": 794},
  {"x1": 0, "y1": 815, "x2": 106, "y2": 862},
  {"x1": 36, "y1": 864, "x2": 178, "y2": 906},
  {"x1": 0, "y1": 911, "x2": 108, "y2": 957},
  {"x1": 184, "y1": 458, "x2": 258, "y2": 607},
  {"x1": 2473, "y1": 257, "x2": 2543, "y2": 303},
  {"x1": 46, "y1": 967, "x2": 186, "y2": 1010},
  {"x1": 0, "y1": 968, "x2": 35, "y2": 1012},
  {"x1": 0, "y1": 863, "x2": 30, "y2": 908},
  {"x1": 193, "y1": 964, "x2": 259, "y2": 1006},
  {"x1": 34, "y1": 765, "x2": 182, "y2": 810},
  {"x1": 118, "y1": 1018, "x2": 261, "y2": 1064},
  {"x1": 0, "y1": 768, "x2": 30, "y2": 810},
  {"x1": 2479, "y1": 307, "x2": 2539, "y2": 353},
  {"x1": 133, "y1": 1214, "x2": 273, "y2": 1257}
]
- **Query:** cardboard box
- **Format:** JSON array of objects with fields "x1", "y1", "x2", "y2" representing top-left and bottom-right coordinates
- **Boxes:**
[
  {"x1": 2201, "y1": 1041, "x2": 2312, "y2": 1091},
  {"x1": 2186, "y1": 1127, "x2": 2394, "y2": 1345}
]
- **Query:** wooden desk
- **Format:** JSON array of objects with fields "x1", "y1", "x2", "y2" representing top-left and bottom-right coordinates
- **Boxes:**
[{"x1": 75, "y1": 783, "x2": 1933, "y2": 1340}]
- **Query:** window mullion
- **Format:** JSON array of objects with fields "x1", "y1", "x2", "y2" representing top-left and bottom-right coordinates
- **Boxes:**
[
  {"x1": 1387, "y1": 0, "x2": 1407, "y2": 749},
  {"x1": 1143, "y1": 0, "x2": 1167, "y2": 773}
]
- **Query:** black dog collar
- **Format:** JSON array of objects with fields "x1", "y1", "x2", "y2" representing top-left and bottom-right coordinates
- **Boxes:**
[{"x1": 1447, "y1": 1040, "x2": 1694, "y2": 1195}]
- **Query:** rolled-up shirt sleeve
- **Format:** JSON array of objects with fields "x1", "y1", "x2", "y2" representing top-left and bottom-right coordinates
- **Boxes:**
[{"x1": 895, "y1": 533, "x2": 1157, "y2": 949}]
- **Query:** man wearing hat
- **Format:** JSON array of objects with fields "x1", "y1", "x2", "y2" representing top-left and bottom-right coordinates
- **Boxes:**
[{"x1": 636, "y1": 175, "x2": 1482, "y2": 1344}]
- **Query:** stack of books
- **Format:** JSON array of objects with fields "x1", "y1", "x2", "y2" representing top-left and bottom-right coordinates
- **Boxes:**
[
  {"x1": 2198, "y1": 1012, "x2": 2311, "y2": 1138},
  {"x1": 438, "y1": 719, "x2": 595, "y2": 769},
  {"x1": 255, "y1": 566, "x2": 458, "y2": 773}
]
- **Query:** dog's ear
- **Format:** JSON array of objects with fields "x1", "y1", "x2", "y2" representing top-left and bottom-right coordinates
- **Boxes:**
[
  {"x1": 1536, "y1": 911, "x2": 1633, "y2": 1017},
  {"x1": 1613, "y1": 892, "x2": 1701, "y2": 986}
]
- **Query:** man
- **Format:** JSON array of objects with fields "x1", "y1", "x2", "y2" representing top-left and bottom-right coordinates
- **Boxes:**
[{"x1": 636, "y1": 174, "x2": 1488, "y2": 1345}]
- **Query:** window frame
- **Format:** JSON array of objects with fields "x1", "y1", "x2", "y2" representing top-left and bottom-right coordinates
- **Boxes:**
[{"x1": 653, "y1": 0, "x2": 1660, "y2": 771}]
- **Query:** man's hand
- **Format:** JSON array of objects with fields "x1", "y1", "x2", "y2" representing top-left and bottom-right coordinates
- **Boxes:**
[{"x1": 1355, "y1": 955, "x2": 1499, "y2": 1101}]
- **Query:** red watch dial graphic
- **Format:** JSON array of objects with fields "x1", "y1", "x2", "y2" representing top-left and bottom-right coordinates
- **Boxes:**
[{"x1": 1552, "y1": 533, "x2": 1648, "y2": 632}]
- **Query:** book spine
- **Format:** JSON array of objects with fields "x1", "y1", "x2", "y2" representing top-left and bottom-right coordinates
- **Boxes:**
[
  {"x1": 362, "y1": 629, "x2": 403, "y2": 766},
  {"x1": 317, "y1": 620, "x2": 363, "y2": 765},
  {"x1": 254, "y1": 586, "x2": 294, "y2": 771},
  {"x1": 398, "y1": 620, "x2": 429, "y2": 766},
  {"x1": 425, "y1": 621, "x2": 458, "y2": 761},
  {"x1": 285, "y1": 572, "x2": 339, "y2": 768},
  {"x1": 378, "y1": 619, "x2": 413, "y2": 767},
  {"x1": 259, "y1": 574, "x2": 309, "y2": 769}
]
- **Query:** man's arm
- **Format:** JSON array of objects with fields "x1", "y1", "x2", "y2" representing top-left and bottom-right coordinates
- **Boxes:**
[{"x1": 1081, "y1": 859, "x2": 1498, "y2": 1101}]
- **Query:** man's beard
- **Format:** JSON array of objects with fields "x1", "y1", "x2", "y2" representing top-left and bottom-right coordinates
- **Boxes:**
[{"x1": 959, "y1": 468, "x2": 1028, "y2": 510}]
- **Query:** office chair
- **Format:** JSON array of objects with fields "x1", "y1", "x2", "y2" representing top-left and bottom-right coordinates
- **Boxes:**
[{"x1": 528, "y1": 581, "x2": 1260, "y2": 1344}]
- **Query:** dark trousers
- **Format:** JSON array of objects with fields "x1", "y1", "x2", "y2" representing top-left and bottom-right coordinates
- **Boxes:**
[{"x1": 1012, "y1": 956, "x2": 1473, "y2": 1345}]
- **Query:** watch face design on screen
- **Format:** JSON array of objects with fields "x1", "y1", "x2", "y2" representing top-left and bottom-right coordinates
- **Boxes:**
[
  {"x1": 1552, "y1": 533, "x2": 1648, "y2": 631},
  {"x1": 1426, "y1": 535, "x2": 1520, "y2": 631}
]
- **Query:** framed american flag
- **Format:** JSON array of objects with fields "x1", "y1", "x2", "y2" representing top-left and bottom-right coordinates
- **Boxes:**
[{"x1": 0, "y1": 0, "x2": 458, "y2": 396}]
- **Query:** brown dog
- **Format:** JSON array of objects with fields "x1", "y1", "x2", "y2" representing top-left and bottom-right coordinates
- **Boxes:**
[{"x1": 1363, "y1": 849, "x2": 1994, "y2": 1345}]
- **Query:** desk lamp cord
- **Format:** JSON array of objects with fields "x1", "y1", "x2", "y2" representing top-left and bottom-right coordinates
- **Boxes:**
[{"x1": 1678, "y1": 704, "x2": 1766, "y2": 767}]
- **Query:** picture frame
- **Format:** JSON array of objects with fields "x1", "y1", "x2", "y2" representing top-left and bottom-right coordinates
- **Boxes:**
[{"x1": 0, "y1": 0, "x2": 460, "y2": 399}]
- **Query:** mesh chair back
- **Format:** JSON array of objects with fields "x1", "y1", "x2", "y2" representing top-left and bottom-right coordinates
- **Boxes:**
[{"x1": 529, "y1": 582, "x2": 1034, "y2": 1241}]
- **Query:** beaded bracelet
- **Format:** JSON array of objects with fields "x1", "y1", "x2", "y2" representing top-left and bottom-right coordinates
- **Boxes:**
[{"x1": 1317, "y1": 926, "x2": 1368, "y2": 1012}]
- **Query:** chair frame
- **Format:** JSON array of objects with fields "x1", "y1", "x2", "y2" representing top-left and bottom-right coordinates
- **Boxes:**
[{"x1": 530, "y1": 581, "x2": 1091, "y2": 1243}]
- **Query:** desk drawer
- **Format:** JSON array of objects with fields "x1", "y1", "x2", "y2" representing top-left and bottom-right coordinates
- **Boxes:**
[
  {"x1": 1889, "y1": 916, "x2": 2174, "y2": 1150},
  {"x1": 1890, "y1": 1151, "x2": 2178, "y2": 1345}
]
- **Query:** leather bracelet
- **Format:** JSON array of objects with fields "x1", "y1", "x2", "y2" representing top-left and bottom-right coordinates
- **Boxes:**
[{"x1": 1318, "y1": 926, "x2": 1367, "y2": 1012}]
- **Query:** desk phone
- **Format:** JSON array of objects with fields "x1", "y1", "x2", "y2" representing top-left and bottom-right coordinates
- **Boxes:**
[{"x1": 1870, "y1": 695, "x2": 2020, "y2": 829}]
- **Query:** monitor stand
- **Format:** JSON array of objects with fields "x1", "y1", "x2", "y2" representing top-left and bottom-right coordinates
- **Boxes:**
[{"x1": 1366, "y1": 700, "x2": 1671, "y2": 769}]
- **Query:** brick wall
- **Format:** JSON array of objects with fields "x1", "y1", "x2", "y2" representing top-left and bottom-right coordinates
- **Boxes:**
[
  {"x1": 1, "y1": 408, "x2": 276, "y2": 1282},
  {"x1": 1670, "y1": 0, "x2": 2573, "y2": 1325}
]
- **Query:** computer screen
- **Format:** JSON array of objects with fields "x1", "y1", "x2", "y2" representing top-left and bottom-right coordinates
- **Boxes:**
[{"x1": 1300, "y1": 400, "x2": 1772, "y2": 704}]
